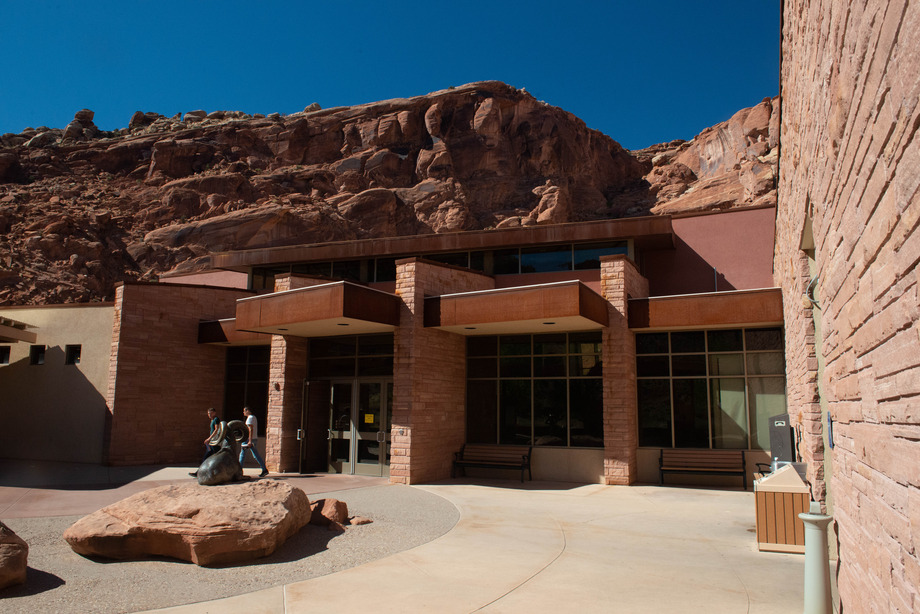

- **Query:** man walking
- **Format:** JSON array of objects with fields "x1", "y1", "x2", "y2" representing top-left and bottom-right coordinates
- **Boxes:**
[
  {"x1": 240, "y1": 406, "x2": 269, "y2": 477},
  {"x1": 190, "y1": 407, "x2": 220, "y2": 477}
]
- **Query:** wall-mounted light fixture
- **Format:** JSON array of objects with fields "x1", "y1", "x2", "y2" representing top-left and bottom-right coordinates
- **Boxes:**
[{"x1": 801, "y1": 275, "x2": 820, "y2": 309}]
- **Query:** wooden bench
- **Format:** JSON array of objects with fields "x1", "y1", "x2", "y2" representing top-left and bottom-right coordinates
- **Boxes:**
[
  {"x1": 453, "y1": 444, "x2": 533, "y2": 482},
  {"x1": 659, "y1": 449, "x2": 748, "y2": 490}
]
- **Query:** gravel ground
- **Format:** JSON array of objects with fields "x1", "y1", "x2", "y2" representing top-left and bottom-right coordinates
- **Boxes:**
[{"x1": 1, "y1": 484, "x2": 458, "y2": 614}]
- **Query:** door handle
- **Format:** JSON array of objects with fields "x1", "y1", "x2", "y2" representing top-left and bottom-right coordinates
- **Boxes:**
[
  {"x1": 327, "y1": 429, "x2": 333, "y2": 440},
  {"x1": 296, "y1": 429, "x2": 304, "y2": 441},
  {"x1": 376, "y1": 431, "x2": 386, "y2": 443}
]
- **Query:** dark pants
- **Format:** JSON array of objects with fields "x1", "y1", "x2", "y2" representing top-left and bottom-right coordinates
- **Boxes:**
[{"x1": 201, "y1": 444, "x2": 218, "y2": 464}]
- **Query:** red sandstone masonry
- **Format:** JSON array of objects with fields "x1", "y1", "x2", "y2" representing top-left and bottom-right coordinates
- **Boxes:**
[
  {"x1": 106, "y1": 283, "x2": 251, "y2": 465},
  {"x1": 777, "y1": 1, "x2": 920, "y2": 610},
  {"x1": 600, "y1": 255, "x2": 648, "y2": 485},
  {"x1": 261, "y1": 275, "x2": 326, "y2": 473},
  {"x1": 391, "y1": 259, "x2": 494, "y2": 485}
]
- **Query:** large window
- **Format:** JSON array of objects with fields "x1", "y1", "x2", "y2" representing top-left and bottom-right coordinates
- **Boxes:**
[
  {"x1": 250, "y1": 241, "x2": 629, "y2": 290},
  {"x1": 308, "y1": 334, "x2": 394, "y2": 379},
  {"x1": 224, "y1": 346, "x2": 270, "y2": 437},
  {"x1": 636, "y1": 327, "x2": 786, "y2": 450},
  {"x1": 466, "y1": 332, "x2": 603, "y2": 447}
]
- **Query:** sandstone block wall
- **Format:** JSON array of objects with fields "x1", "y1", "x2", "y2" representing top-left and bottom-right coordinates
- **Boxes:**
[
  {"x1": 777, "y1": 1, "x2": 920, "y2": 611},
  {"x1": 266, "y1": 334, "x2": 306, "y2": 473},
  {"x1": 261, "y1": 274, "x2": 325, "y2": 473},
  {"x1": 392, "y1": 259, "x2": 494, "y2": 484},
  {"x1": 600, "y1": 255, "x2": 649, "y2": 485},
  {"x1": 106, "y1": 283, "x2": 250, "y2": 465}
]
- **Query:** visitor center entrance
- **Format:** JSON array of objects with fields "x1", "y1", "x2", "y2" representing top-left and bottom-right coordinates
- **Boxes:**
[
  {"x1": 327, "y1": 379, "x2": 392, "y2": 476},
  {"x1": 307, "y1": 333, "x2": 395, "y2": 477}
]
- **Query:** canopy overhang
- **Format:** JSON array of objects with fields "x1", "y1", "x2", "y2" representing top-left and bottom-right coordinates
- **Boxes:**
[
  {"x1": 628, "y1": 288, "x2": 784, "y2": 330},
  {"x1": 425, "y1": 281, "x2": 609, "y2": 335},
  {"x1": 233, "y1": 281, "x2": 401, "y2": 338},
  {"x1": 0, "y1": 317, "x2": 37, "y2": 344}
]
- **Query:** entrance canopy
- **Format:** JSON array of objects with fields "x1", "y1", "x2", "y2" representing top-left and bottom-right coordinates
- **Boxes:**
[
  {"x1": 0, "y1": 316, "x2": 36, "y2": 343},
  {"x1": 424, "y1": 280, "x2": 609, "y2": 335},
  {"x1": 234, "y1": 281, "x2": 401, "y2": 337}
]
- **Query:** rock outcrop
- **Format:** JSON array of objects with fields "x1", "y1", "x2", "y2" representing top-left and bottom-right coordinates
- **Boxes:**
[
  {"x1": 63, "y1": 480, "x2": 310, "y2": 566},
  {"x1": 633, "y1": 97, "x2": 779, "y2": 214},
  {"x1": 0, "y1": 521, "x2": 28, "y2": 590},
  {"x1": 0, "y1": 84, "x2": 778, "y2": 306}
]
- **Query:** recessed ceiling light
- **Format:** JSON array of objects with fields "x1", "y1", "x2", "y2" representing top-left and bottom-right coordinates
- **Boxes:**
[
  {"x1": 465, "y1": 327, "x2": 476, "y2": 330},
  {"x1": 337, "y1": 323, "x2": 350, "y2": 326},
  {"x1": 543, "y1": 322, "x2": 555, "y2": 325}
]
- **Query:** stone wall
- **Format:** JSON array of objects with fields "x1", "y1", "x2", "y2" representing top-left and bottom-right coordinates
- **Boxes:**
[
  {"x1": 777, "y1": 1, "x2": 920, "y2": 611},
  {"x1": 106, "y1": 283, "x2": 250, "y2": 465},
  {"x1": 262, "y1": 274, "x2": 329, "y2": 472},
  {"x1": 391, "y1": 259, "x2": 494, "y2": 484},
  {"x1": 600, "y1": 254, "x2": 649, "y2": 485}
]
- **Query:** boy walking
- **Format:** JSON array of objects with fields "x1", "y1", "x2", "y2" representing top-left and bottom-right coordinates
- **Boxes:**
[{"x1": 240, "y1": 406, "x2": 269, "y2": 477}]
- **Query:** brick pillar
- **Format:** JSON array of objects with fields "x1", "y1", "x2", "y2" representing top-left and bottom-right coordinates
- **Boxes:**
[
  {"x1": 600, "y1": 255, "x2": 649, "y2": 485},
  {"x1": 266, "y1": 334, "x2": 307, "y2": 473},
  {"x1": 390, "y1": 259, "x2": 417, "y2": 484},
  {"x1": 391, "y1": 258, "x2": 494, "y2": 484}
]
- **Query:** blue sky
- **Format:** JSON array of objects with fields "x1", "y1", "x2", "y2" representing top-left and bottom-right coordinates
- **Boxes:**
[{"x1": 0, "y1": 1, "x2": 780, "y2": 151}]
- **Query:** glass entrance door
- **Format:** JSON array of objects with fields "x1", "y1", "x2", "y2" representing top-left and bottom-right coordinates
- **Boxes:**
[
  {"x1": 328, "y1": 382, "x2": 353, "y2": 474},
  {"x1": 328, "y1": 380, "x2": 392, "y2": 476}
]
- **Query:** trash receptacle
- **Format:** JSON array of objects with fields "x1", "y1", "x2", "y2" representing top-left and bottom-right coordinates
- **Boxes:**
[{"x1": 754, "y1": 464, "x2": 810, "y2": 553}]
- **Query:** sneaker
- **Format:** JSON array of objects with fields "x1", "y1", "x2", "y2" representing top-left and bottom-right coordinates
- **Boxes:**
[{"x1": 259, "y1": 470, "x2": 269, "y2": 477}]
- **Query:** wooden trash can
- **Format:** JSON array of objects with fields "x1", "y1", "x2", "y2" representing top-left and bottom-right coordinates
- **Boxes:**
[{"x1": 754, "y1": 464, "x2": 810, "y2": 553}]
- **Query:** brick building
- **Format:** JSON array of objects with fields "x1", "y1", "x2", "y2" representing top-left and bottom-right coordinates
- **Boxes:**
[
  {"x1": 776, "y1": 0, "x2": 920, "y2": 610},
  {"x1": 1, "y1": 206, "x2": 784, "y2": 487},
  {"x1": 4, "y1": 4, "x2": 916, "y2": 607}
]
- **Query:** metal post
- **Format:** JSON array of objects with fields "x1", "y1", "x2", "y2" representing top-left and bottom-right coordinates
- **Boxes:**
[{"x1": 799, "y1": 502, "x2": 833, "y2": 614}]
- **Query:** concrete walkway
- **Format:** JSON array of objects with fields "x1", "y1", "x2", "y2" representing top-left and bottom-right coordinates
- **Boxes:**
[
  {"x1": 150, "y1": 482, "x2": 805, "y2": 614},
  {"x1": 1, "y1": 461, "x2": 809, "y2": 613}
]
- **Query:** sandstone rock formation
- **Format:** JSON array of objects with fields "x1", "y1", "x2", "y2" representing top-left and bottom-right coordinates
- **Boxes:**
[
  {"x1": 633, "y1": 97, "x2": 779, "y2": 214},
  {"x1": 0, "y1": 83, "x2": 778, "y2": 306},
  {"x1": 63, "y1": 480, "x2": 310, "y2": 566},
  {"x1": 310, "y1": 498, "x2": 349, "y2": 527},
  {"x1": 0, "y1": 521, "x2": 28, "y2": 590}
]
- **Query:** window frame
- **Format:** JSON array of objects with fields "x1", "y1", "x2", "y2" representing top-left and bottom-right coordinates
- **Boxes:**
[
  {"x1": 466, "y1": 331, "x2": 604, "y2": 448},
  {"x1": 635, "y1": 327, "x2": 786, "y2": 450}
]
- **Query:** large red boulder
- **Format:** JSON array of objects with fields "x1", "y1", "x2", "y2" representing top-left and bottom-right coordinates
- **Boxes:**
[
  {"x1": 0, "y1": 521, "x2": 28, "y2": 590},
  {"x1": 63, "y1": 480, "x2": 310, "y2": 566}
]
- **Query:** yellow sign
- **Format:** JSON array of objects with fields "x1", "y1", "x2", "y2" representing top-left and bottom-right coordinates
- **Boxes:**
[{"x1": 364, "y1": 413, "x2": 374, "y2": 424}]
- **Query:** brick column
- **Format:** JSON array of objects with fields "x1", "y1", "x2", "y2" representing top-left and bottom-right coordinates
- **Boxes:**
[
  {"x1": 266, "y1": 334, "x2": 307, "y2": 473},
  {"x1": 600, "y1": 255, "x2": 649, "y2": 485},
  {"x1": 261, "y1": 273, "x2": 324, "y2": 474},
  {"x1": 390, "y1": 259, "x2": 417, "y2": 484},
  {"x1": 392, "y1": 258, "x2": 494, "y2": 484}
]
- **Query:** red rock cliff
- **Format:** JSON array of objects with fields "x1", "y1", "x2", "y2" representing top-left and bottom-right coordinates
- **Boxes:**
[{"x1": 0, "y1": 82, "x2": 777, "y2": 305}]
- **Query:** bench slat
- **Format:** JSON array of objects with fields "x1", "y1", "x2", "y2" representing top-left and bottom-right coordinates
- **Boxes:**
[
  {"x1": 453, "y1": 444, "x2": 532, "y2": 482},
  {"x1": 659, "y1": 449, "x2": 747, "y2": 490}
]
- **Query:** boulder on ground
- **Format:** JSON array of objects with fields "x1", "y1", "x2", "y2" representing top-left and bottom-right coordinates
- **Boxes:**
[
  {"x1": 63, "y1": 480, "x2": 310, "y2": 566},
  {"x1": 310, "y1": 498, "x2": 348, "y2": 526},
  {"x1": 0, "y1": 521, "x2": 28, "y2": 590},
  {"x1": 349, "y1": 516, "x2": 373, "y2": 525}
]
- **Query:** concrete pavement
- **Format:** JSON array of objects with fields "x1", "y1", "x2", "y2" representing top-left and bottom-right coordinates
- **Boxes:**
[
  {"x1": 1, "y1": 461, "x2": 811, "y2": 613},
  {"x1": 149, "y1": 482, "x2": 807, "y2": 614}
]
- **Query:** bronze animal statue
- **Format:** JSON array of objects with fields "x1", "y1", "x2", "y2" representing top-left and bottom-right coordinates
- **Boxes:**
[{"x1": 195, "y1": 420, "x2": 248, "y2": 485}]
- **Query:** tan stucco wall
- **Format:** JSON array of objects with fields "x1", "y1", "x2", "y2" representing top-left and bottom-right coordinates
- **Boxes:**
[{"x1": 0, "y1": 303, "x2": 115, "y2": 463}]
